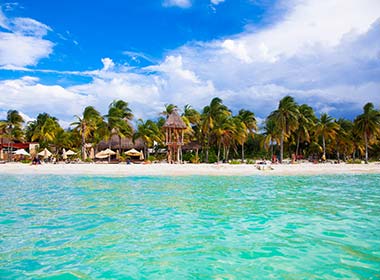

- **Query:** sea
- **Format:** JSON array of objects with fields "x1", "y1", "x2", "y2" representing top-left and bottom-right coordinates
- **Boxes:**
[{"x1": 1, "y1": 174, "x2": 379, "y2": 279}]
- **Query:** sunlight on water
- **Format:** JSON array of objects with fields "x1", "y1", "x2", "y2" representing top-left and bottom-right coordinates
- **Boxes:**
[{"x1": 1, "y1": 175, "x2": 379, "y2": 279}]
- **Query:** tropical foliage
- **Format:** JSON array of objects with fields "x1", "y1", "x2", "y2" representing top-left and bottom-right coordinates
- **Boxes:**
[{"x1": 1, "y1": 97, "x2": 380, "y2": 163}]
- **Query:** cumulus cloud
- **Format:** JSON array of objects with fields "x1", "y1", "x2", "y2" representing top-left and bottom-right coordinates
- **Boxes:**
[
  {"x1": 101, "y1": 57, "x2": 115, "y2": 71},
  {"x1": 162, "y1": 0, "x2": 191, "y2": 8},
  {"x1": 1, "y1": 0, "x2": 379, "y2": 125},
  {"x1": 0, "y1": 7, "x2": 53, "y2": 68}
]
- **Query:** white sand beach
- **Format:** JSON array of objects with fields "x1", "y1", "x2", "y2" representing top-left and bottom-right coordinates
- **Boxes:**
[{"x1": 0, "y1": 162, "x2": 379, "y2": 176}]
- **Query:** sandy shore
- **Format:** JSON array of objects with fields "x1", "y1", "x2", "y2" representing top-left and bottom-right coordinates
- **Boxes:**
[{"x1": 0, "y1": 162, "x2": 379, "y2": 176}]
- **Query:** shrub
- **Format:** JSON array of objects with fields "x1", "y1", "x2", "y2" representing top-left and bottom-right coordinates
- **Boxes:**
[{"x1": 346, "y1": 159, "x2": 363, "y2": 164}]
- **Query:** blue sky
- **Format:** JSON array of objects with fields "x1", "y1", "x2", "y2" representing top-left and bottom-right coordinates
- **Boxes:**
[{"x1": 0, "y1": 0, "x2": 379, "y2": 127}]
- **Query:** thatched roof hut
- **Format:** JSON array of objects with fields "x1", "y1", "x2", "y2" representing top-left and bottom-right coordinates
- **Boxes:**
[
  {"x1": 163, "y1": 109, "x2": 187, "y2": 129},
  {"x1": 163, "y1": 109, "x2": 187, "y2": 163}
]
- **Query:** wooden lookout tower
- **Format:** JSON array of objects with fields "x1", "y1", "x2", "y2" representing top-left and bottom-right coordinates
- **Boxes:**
[{"x1": 163, "y1": 109, "x2": 187, "y2": 163}]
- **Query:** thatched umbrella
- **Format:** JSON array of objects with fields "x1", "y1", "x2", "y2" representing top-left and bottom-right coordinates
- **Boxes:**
[
  {"x1": 125, "y1": 148, "x2": 141, "y2": 157},
  {"x1": 66, "y1": 150, "x2": 77, "y2": 156},
  {"x1": 96, "y1": 148, "x2": 116, "y2": 162}
]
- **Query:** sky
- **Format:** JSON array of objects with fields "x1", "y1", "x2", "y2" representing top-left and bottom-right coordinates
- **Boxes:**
[{"x1": 0, "y1": 0, "x2": 379, "y2": 128}]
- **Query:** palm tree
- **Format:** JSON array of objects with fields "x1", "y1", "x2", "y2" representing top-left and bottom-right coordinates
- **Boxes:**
[
  {"x1": 71, "y1": 106, "x2": 103, "y2": 160},
  {"x1": 335, "y1": 118, "x2": 354, "y2": 162},
  {"x1": 133, "y1": 119, "x2": 162, "y2": 159},
  {"x1": 354, "y1": 103, "x2": 380, "y2": 163},
  {"x1": 105, "y1": 100, "x2": 134, "y2": 153},
  {"x1": 268, "y1": 96, "x2": 299, "y2": 163},
  {"x1": 1, "y1": 110, "x2": 24, "y2": 161},
  {"x1": 201, "y1": 97, "x2": 231, "y2": 162},
  {"x1": 262, "y1": 118, "x2": 281, "y2": 160},
  {"x1": 315, "y1": 113, "x2": 339, "y2": 160},
  {"x1": 26, "y1": 113, "x2": 61, "y2": 148},
  {"x1": 295, "y1": 104, "x2": 316, "y2": 159},
  {"x1": 161, "y1": 104, "x2": 178, "y2": 119},
  {"x1": 237, "y1": 109, "x2": 257, "y2": 161}
]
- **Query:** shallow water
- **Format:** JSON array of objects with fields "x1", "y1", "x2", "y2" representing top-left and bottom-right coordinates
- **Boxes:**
[{"x1": 1, "y1": 175, "x2": 379, "y2": 279}]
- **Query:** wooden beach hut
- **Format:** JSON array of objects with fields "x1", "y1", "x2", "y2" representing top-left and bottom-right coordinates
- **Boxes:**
[{"x1": 163, "y1": 109, "x2": 187, "y2": 163}]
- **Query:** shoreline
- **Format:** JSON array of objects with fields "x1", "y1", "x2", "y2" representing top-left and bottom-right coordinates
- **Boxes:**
[{"x1": 0, "y1": 162, "x2": 379, "y2": 176}]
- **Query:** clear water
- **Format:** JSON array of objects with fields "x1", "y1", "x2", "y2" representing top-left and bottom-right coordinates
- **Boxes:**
[{"x1": 1, "y1": 175, "x2": 379, "y2": 279}]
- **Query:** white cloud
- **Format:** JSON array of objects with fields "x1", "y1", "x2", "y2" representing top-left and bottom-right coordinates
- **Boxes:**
[
  {"x1": 1, "y1": 0, "x2": 379, "y2": 125},
  {"x1": 11, "y1": 17, "x2": 52, "y2": 37},
  {"x1": 215, "y1": 0, "x2": 380, "y2": 63},
  {"x1": 163, "y1": 0, "x2": 191, "y2": 8},
  {"x1": 210, "y1": 0, "x2": 225, "y2": 5},
  {"x1": 101, "y1": 57, "x2": 115, "y2": 71},
  {"x1": 0, "y1": 32, "x2": 53, "y2": 67},
  {"x1": 0, "y1": 7, "x2": 9, "y2": 29},
  {"x1": 0, "y1": 7, "x2": 53, "y2": 67}
]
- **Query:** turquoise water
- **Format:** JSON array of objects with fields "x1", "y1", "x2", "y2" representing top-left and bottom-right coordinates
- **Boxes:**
[{"x1": 1, "y1": 175, "x2": 379, "y2": 279}]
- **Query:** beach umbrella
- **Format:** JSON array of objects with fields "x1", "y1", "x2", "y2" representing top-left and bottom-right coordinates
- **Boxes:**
[
  {"x1": 89, "y1": 147, "x2": 95, "y2": 159},
  {"x1": 38, "y1": 148, "x2": 52, "y2": 159},
  {"x1": 66, "y1": 150, "x2": 77, "y2": 156},
  {"x1": 140, "y1": 150, "x2": 144, "y2": 160},
  {"x1": 95, "y1": 151, "x2": 108, "y2": 159},
  {"x1": 125, "y1": 148, "x2": 141, "y2": 157},
  {"x1": 14, "y1": 149, "x2": 31, "y2": 156},
  {"x1": 62, "y1": 148, "x2": 67, "y2": 160},
  {"x1": 95, "y1": 149, "x2": 116, "y2": 159},
  {"x1": 103, "y1": 148, "x2": 116, "y2": 155}
]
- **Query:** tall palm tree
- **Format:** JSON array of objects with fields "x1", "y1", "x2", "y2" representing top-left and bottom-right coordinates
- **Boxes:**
[
  {"x1": 268, "y1": 96, "x2": 299, "y2": 163},
  {"x1": 237, "y1": 109, "x2": 257, "y2": 161},
  {"x1": 335, "y1": 118, "x2": 354, "y2": 162},
  {"x1": 105, "y1": 100, "x2": 134, "y2": 153},
  {"x1": 295, "y1": 104, "x2": 316, "y2": 159},
  {"x1": 262, "y1": 118, "x2": 281, "y2": 160},
  {"x1": 315, "y1": 113, "x2": 339, "y2": 160},
  {"x1": 1, "y1": 110, "x2": 24, "y2": 161},
  {"x1": 133, "y1": 119, "x2": 162, "y2": 159},
  {"x1": 71, "y1": 106, "x2": 103, "y2": 160},
  {"x1": 354, "y1": 103, "x2": 380, "y2": 163},
  {"x1": 201, "y1": 97, "x2": 231, "y2": 162}
]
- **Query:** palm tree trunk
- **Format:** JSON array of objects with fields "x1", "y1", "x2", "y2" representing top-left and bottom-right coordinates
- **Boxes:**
[
  {"x1": 270, "y1": 138, "x2": 274, "y2": 159},
  {"x1": 241, "y1": 142, "x2": 245, "y2": 162},
  {"x1": 108, "y1": 138, "x2": 111, "y2": 163},
  {"x1": 364, "y1": 132, "x2": 368, "y2": 164},
  {"x1": 296, "y1": 134, "x2": 300, "y2": 161},
  {"x1": 217, "y1": 141, "x2": 221, "y2": 162},
  {"x1": 81, "y1": 124, "x2": 86, "y2": 161},
  {"x1": 322, "y1": 135, "x2": 326, "y2": 159},
  {"x1": 280, "y1": 130, "x2": 284, "y2": 163},
  {"x1": 205, "y1": 135, "x2": 210, "y2": 163},
  {"x1": 119, "y1": 135, "x2": 122, "y2": 154}
]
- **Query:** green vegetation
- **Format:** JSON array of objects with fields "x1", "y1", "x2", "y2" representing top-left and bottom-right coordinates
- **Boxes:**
[{"x1": 1, "y1": 97, "x2": 380, "y2": 163}]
